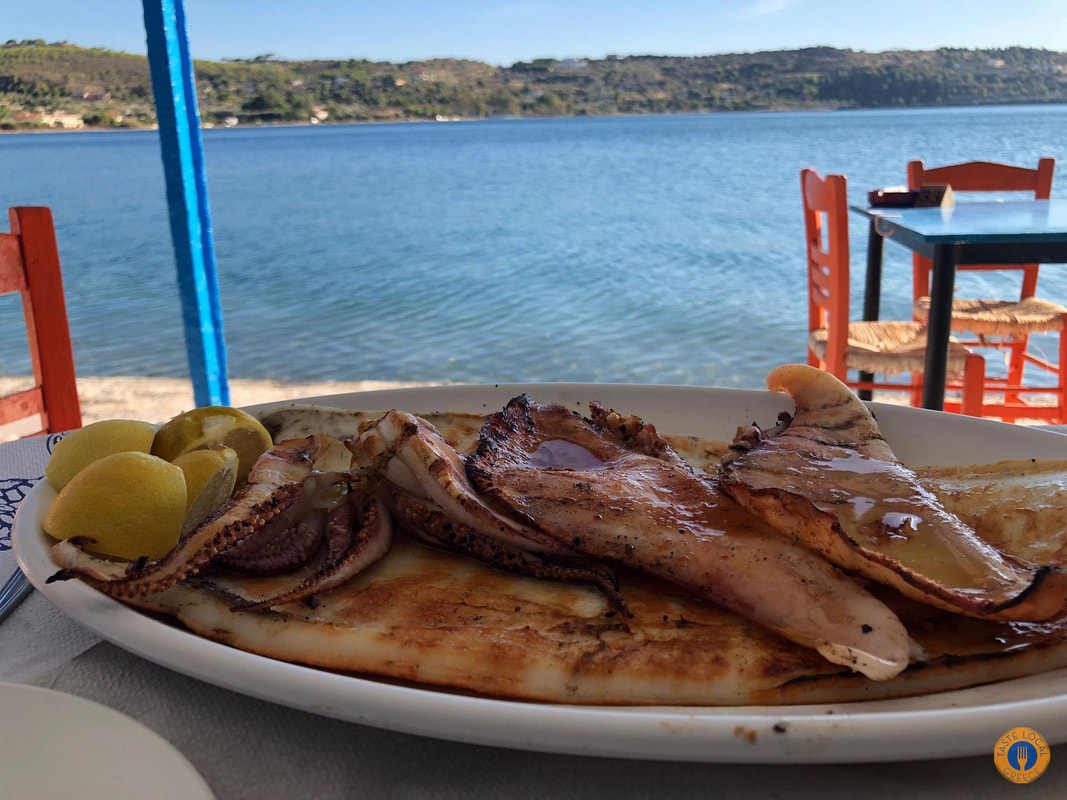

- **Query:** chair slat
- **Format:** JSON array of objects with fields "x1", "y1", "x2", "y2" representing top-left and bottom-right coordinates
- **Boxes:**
[
  {"x1": 913, "y1": 160, "x2": 1052, "y2": 195},
  {"x1": 810, "y1": 264, "x2": 833, "y2": 297},
  {"x1": 1, "y1": 207, "x2": 82, "y2": 436},
  {"x1": 0, "y1": 387, "x2": 44, "y2": 427},
  {"x1": 0, "y1": 235, "x2": 26, "y2": 292}
]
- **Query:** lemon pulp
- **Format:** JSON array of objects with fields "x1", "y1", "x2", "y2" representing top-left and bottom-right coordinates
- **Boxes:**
[{"x1": 172, "y1": 447, "x2": 239, "y2": 536}]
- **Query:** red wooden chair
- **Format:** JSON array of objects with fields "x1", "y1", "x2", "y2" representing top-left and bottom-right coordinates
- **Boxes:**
[
  {"x1": 0, "y1": 207, "x2": 81, "y2": 436},
  {"x1": 802, "y1": 168, "x2": 985, "y2": 415},
  {"x1": 907, "y1": 158, "x2": 1067, "y2": 422}
]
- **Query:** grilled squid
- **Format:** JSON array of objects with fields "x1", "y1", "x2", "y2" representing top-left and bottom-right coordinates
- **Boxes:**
[
  {"x1": 463, "y1": 395, "x2": 912, "y2": 680},
  {"x1": 720, "y1": 364, "x2": 1067, "y2": 622},
  {"x1": 49, "y1": 436, "x2": 392, "y2": 608}
]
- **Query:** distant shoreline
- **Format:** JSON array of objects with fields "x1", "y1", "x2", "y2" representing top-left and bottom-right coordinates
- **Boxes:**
[
  {"x1": 4, "y1": 99, "x2": 1067, "y2": 136},
  {"x1": 6, "y1": 43, "x2": 1066, "y2": 135}
]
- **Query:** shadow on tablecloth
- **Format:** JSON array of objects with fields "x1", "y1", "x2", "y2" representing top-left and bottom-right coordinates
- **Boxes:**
[{"x1": 25, "y1": 643, "x2": 1061, "y2": 800}]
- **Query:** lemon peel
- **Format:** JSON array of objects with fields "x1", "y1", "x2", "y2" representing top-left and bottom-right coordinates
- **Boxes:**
[
  {"x1": 43, "y1": 451, "x2": 187, "y2": 560},
  {"x1": 151, "y1": 406, "x2": 273, "y2": 484},
  {"x1": 45, "y1": 419, "x2": 158, "y2": 491}
]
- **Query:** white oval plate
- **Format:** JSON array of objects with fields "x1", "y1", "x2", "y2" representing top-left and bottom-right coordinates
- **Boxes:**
[
  {"x1": 0, "y1": 682, "x2": 213, "y2": 799},
  {"x1": 14, "y1": 383, "x2": 1067, "y2": 764}
]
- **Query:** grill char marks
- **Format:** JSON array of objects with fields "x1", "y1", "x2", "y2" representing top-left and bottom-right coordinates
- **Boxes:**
[
  {"x1": 47, "y1": 437, "x2": 326, "y2": 598},
  {"x1": 387, "y1": 489, "x2": 629, "y2": 615},
  {"x1": 232, "y1": 493, "x2": 393, "y2": 612},
  {"x1": 350, "y1": 408, "x2": 627, "y2": 609},
  {"x1": 351, "y1": 409, "x2": 583, "y2": 557},
  {"x1": 466, "y1": 395, "x2": 911, "y2": 681}
]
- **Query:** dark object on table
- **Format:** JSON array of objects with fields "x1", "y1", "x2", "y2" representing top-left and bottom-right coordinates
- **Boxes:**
[
  {"x1": 868, "y1": 187, "x2": 917, "y2": 207},
  {"x1": 914, "y1": 184, "x2": 955, "y2": 207},
  {"x1": 868, "y1": 185, "x2": 954, "y2": 208}
]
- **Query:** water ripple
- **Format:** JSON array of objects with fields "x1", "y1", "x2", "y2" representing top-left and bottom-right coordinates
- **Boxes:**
[{"x1": 1, "y1": 107, "x2": 1066, "y2": 389}]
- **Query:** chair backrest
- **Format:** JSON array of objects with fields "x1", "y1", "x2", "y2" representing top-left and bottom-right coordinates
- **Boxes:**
[
  {"x1": 907, "y1": 158, "x2": 1055, "y2": 300},
  {"x1": 800, "y1": 168, "x2": 851, "y2": 377},
  {"x1": 0, "y1": 207, "x2": 81, "y2": 436}
]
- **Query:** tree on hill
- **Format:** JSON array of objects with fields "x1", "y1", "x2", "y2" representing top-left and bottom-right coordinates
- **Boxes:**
[{"x1": 1, "y1": 43, "x2": 1065, "y2": 126}]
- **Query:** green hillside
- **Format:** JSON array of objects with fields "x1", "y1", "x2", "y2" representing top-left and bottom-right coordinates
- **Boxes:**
[{"x1": 2, "y1": 39, "x2": 1066, "y2": 129}]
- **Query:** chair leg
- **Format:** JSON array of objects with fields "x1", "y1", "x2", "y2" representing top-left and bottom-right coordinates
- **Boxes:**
[
  {"x1": 1058, "y1": 324, "x2": 1067, "y2": 424},
  {"x1": 1005, "y1": 334, "x2": 1029, "y2": 406},
  {"x1": 909, "y1": 371, "x2": 923, "y2": 407},
  {"x1": 961, "y1": 353, "x2": 986, "y2": 417}
]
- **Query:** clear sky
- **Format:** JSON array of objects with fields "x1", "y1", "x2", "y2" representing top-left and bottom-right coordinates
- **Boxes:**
[{"x1": 7, "y1": 0, "x2": 1067, "y2": 65}]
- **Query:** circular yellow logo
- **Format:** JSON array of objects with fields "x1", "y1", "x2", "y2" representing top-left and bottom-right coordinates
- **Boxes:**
[{"x1": 994, "y1": 727, "x2": 1050, "y2": 784}]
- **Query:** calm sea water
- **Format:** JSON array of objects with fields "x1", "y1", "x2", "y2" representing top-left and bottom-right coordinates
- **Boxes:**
[{"x1": 1, "y1": 105, "x2": 1066, "y2": 388}]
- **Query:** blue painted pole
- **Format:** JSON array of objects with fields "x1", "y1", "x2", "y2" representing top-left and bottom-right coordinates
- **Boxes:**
[{"x1": 142, "y1": 0, "x2": 230, "y2": 406}]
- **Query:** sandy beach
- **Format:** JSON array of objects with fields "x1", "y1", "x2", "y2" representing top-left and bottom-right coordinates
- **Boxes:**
[
  {"x1": 0, "y1": 374, "x2": 1052, "y2": 441},
  {"x1": 0, "y1": 375, "x2": 429, "y2": 440}
]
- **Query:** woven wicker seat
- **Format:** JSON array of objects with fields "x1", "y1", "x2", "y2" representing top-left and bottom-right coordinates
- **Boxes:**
[
  {"x1": 809, "y1": 321, "x2": 974, "y2": 377},
  {"x1": 914, "y1": 296, "x2": 1067, "y2": 336},
  {"x1": 801, "y1": 169, "x2": 984, "y2": 415}
]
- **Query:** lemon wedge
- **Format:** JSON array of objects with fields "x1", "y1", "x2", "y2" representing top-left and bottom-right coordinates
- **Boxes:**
[
  {"x1": 43, "y1": 451, "x2": 187, "y2": 560},
  {"x1": 314, "y1": 434, "x2": 354, "y2": 472},
  {"x1": 45, "y1": 419, "x2": 158, "y2": 492},
  {"x1": 172, "y1": 447, "x2": 239, "y2": 536},
  {"x1": 151, "y1": 406, "x2": 273, "y2": 484}
]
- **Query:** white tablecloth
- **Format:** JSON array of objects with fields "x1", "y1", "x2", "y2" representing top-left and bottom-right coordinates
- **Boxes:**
[{"x1": 3, "y1": 431, "x2": 1066, "y2": 798}]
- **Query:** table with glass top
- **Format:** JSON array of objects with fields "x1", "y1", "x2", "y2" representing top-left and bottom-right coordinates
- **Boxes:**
[{"x1": 849, "y1": 200, "x2": 1067, "y2": 410}]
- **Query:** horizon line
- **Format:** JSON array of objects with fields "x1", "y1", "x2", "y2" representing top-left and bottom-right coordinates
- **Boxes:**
[{"x1": 10, "y1": 38, "x2": 1065, "y2": 68}]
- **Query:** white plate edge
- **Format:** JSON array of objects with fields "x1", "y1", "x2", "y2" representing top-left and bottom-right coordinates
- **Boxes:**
[{"x1": 14, "y1": 382, "x2": 1067, "y2": 763}]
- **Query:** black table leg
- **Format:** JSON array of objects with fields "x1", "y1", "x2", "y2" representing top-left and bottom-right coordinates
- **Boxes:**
[
  {"x1": 858, "y1": 219, "x2": 884, "y2": 400},
  {"x1": 920, "y1": 244, "x2": 958, "y2": 411}
]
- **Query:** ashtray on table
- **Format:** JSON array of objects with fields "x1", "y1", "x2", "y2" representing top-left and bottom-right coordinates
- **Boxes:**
[{"x1": 868, "y1": 185, "x2": 955, "y2": 208}]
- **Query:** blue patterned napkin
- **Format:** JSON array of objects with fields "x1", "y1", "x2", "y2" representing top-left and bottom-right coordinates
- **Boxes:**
[
  {"x1": 0, "y1": 434, "x2": 65, "y2": 562},
  {"x1": 0, "y1": 432, "x2": 103, "y2": 682}
]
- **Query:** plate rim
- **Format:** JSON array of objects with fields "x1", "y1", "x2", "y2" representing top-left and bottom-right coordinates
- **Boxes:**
[
  {"x1": 0, "y1": 681, "x2": 214, "y2": 798},
  {"x1": 15, "y1": 382, "x2": 1067, "y2": 764}
]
